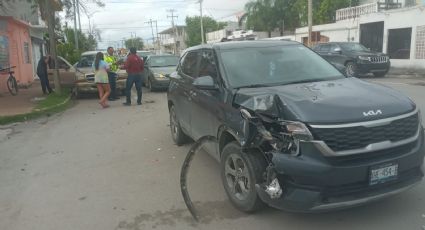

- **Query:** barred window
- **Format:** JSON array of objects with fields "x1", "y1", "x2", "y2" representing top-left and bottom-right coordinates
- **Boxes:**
[
  {"x1": 23, "y1": 42, "x2": 30, "y2": 64},
  {"x1": 415, "y1": 25, "x2": 425, "y2": 59}
]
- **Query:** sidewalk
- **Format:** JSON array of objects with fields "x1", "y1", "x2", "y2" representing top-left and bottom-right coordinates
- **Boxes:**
[{"x1": 0, "y1": 80, "x2": 45, "y2": 116}]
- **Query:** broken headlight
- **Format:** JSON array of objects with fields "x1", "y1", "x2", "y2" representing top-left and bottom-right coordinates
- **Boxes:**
[
  {"x1": 279, "y1": 122, "x2": 313, "y2": 156},
  {"x1": 284, "y1": 122, "x2": 313, "y2": 141}
]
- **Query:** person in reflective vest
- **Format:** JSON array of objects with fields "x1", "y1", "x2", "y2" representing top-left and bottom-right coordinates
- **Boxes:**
[{"x1": 104, "y1": 47, "x2": 119, "y2": 101}]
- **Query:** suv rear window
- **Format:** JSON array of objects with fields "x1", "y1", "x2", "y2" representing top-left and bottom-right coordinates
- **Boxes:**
[{"x1": 220, "y1": 45, "x2": 343, "y2": 88}]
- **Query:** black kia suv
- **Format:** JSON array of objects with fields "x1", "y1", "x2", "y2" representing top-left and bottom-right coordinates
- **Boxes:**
[
  {"x1": 167, "y1": 41, "x2": 424, "y2": 213},
  {"x1": 313, "y1": 42, "x2": 391, "y2": 78}
]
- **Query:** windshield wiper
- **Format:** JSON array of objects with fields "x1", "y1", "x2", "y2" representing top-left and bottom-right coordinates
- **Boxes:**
[
  {"x1": 234, "y1": 83, "x2": 276, "y2": 89},
  {"x1": 283, "y1": 78, "x2": 334, "y2": 85}
]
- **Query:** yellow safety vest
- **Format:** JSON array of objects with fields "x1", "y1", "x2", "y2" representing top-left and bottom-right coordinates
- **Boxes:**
[{"x1": 104, "y1": 54, "x2": 118, "y2": 72}]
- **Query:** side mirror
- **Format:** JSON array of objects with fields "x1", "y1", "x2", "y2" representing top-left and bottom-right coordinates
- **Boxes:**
[
  {"x1": 333, "y1": 47, "x2": 342, "y2": 54},
  {"x1": 193, "y1": 75, "x2": 218, "y2": 90}
]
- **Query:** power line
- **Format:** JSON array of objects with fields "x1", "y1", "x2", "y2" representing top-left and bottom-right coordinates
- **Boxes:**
[{"x1": 167, "y1": 9, "x2": 178, "y2": 54}]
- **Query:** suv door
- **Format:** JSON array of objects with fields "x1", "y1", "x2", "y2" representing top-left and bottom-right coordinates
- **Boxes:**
[
  {"x1": 328, "y1": 44, "x2": 345, "y2": 65},
  {"x1": 48, "y1": 57, "x2": 76, "y2": 86},
  {"x1": 190, "y1": 49, "x2": 223, "y2": 160},
  {"x1": 171, "y1": 51, "x2": 200, "y2": 136}
]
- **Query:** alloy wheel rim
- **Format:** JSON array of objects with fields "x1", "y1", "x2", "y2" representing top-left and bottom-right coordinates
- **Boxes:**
[
  {"x1": 224, "y1": 153, "x2": 250, "y2": 201},
  {"x1": 170, "y1": 109, "x2": 178, "y2": 137}
]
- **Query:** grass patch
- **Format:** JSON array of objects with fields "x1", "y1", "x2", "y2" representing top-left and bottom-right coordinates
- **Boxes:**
[{"x1": 0, "y1": 88, "x2": 73, "y2": 125}]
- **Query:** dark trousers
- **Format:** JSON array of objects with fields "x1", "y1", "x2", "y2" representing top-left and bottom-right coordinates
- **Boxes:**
[
  {"x1": 108, "y1": 72, "x2": 117, "y2": 99},
  {"x1": 126, "y1": 73, "x2": 142, "y2": 104},
  {"x1": 39, "y1": 74, "x2": 52, "y2": 94}
]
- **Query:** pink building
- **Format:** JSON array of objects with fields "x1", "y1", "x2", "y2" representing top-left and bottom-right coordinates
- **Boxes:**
[{"x1": 0, "y1": 16, "x2": 34, "y2": 92}]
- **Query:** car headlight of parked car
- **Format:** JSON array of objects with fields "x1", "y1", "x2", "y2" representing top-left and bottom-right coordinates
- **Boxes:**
[
  {"x1": 358, "y1": 56, "x2": 370, "y2": 61},
  {"x1": 154, "y1": 73, "x2": 166, "y2": 79}
]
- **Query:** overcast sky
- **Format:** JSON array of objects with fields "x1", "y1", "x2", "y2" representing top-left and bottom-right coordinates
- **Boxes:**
[{"x1": 62, "y1": 0, "x2": 250, "y2": 49}]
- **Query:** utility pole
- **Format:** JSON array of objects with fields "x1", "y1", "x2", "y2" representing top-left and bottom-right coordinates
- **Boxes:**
[
  {"x1": 199, "y1": 0, "x2": 204, "y2": 44},
  {"x1": 76, "y1": 0, "x2": 81, "y2": 31},
  {"x1": 73, "y1": 0, "x2": 79, "y2": 50},
  {"x1": 307, "y1": 0, "x2": 313, "y2": 47},
  {"x1": 167, "y1": 9, "x2": 178, "y2": 54},
  {"x1": 155, "y1": 20, "x2": 160, "y2": 53},
  {"x1": 145, "y1": 19, "x2": 157, "y2": 51},
  {"x1": 44, "y1": 0, "x2": 61, "y2": 93}
]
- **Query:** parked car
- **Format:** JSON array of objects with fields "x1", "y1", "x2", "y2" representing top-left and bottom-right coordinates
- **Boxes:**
[
  {"x1": 313, "y1": 42, "x2": 391, "y2": 77},
  {"x1": 74, "y1": 51, "x2": 128, "y2": 97},
  {"x1": 137, "y1": 50, "x2": 154, "y2": 62},
  {"x1": 144, "y1": 55, "x2": 179, "y2": 91},
  {"x1": 167, "y1": 41, "x2": 424, "y2": 213}
]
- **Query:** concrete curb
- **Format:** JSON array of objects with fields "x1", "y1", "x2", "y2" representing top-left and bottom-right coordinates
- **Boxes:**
[{"x1": 0, "y1": 94, "x2": 72, "y2": 126}]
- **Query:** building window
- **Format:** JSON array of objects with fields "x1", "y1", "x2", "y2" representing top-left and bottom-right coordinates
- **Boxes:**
[
  {"x1": 387, "y1": 28, "x2": 412, "y2": 59},
  {"x1": 416, "y1": 25, "x2": 425, "y2": 59},
  {"x1": 23, "y1": 42, "x2": 30, "y2": 64}
]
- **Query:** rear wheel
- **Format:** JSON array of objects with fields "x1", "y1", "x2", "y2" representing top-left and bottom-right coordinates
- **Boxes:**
[
  {"x1": 7, "y1": 76, "x2": 18, "y2": 96},
  {"x1": 221, "y1": 141, "x2": 267, "y2": 212},
  {"x1": 169, "y1": 105, "x2": 189, "y2": 145},
  {"x1": 345, "y1": 62, "x2": 358, "y2": 77}
]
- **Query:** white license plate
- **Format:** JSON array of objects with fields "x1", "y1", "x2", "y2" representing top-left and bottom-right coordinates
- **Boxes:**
[{"x1": 369, "y1": 163, "x2": 398, "y2": 185}]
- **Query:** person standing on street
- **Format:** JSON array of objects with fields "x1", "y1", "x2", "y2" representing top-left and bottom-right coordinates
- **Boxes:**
[
  {"x1": 104, "y1": 47, "x2": 120, "y2": 101},
  {"x1": 122, "y1": 47, "x2": 144, "y2": 106},
  {"x1": 93, "y1": 52, "x2": 111, "y2": 108},
  {"x1": 36, "y1": 56, "x2": 53, "y2": 94}
]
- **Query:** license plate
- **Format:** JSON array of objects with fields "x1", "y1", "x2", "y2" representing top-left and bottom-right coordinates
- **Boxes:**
[{"x1": 369, "y1": 163, "x2": 398, "y2": 185}]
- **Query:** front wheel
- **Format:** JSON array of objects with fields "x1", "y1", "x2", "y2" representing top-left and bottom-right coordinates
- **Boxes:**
[
  {"x1": 169, "y1": 105, "x2": 189, "y2": 145},
  {"x1": 345, "y1": 62, "x2": 358, "y2": 77},
  {"x1": 221, "y1": 141, "x2": 267, "y2": 212},
  {"x1": 7, "y1": 76, "x2": 18, "y2": 95}
]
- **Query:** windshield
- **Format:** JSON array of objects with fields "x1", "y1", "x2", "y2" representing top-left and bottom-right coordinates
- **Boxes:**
[
  {"x1": 220, "y1": 45, "x2": 344, "y2": 88},
  {"x1": 149, "y1": 56, "x2": 179, "y2": 67},
  {"x1": 339, "y1": 43, "x2": 369, "y2": 52},
  {"x1": 78, "y1": 54, "x2": 96, "y2": 68}
]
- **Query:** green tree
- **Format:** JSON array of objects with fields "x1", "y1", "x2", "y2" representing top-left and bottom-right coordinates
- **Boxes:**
[
  {"x1": 125, "y1": 37, "x2": 144, "y2": 50},
  {"x1": 243, "y1": 0, "x2": 358, "y2": 34},
  {"x1": 185, "y1": 16, "x2": 227, "y2": 47},
  {"x1": 57, "y1": 27, "x2": 98, "y2": 64}
]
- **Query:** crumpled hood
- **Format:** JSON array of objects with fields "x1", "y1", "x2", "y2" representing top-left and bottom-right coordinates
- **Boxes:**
[
  {"x1": 233, "y1": 78, "x2": 415, "y2": 124},
  {"x1": 150, "y1": 66, "x2": 176, "y2": 75}
]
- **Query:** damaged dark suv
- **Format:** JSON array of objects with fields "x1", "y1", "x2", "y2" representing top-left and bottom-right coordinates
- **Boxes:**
[{"x1": 167, "y1": 41, "x2": 424, "y2": 213}]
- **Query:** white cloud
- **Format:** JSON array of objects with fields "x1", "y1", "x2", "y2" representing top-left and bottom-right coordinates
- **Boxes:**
[{"x1": 63, "y1": 0, "x2": 249, "y2": 49}]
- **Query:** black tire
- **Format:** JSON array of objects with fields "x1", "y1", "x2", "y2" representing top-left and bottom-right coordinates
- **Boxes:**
[
  {"x1": 7, "y1": 76, "x2": 18, "y2": 96},
  {"x1": 345, "y1": 62, "x2": 358, "y2": 77},
  {"x1": 373, "y1": 72, "x2": 387, "y2": 78},
  {"x1": 169, "y1": 105, "x2": 189, "y2": 146},
  {"x1": 221, "y1": 141, "x2": 267, "y2": 212}
]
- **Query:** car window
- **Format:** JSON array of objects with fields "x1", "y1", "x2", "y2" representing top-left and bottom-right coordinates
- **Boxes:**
[
  {"x1": 149, "y1": 56, "x2": 179, "y2": 67},
  {"x1": 181, "y1": 51, "x2": 199, "y2": 78},
  {"x1": 78, "y1": 55, "x2": 96, "y2": 68},
  {"x1": 198, "y1": 50, "x2": 218, "y2": 79},
  {"x1": 330, "y1": 44, "x2": 339, "y2": 52},
  {"x1": 220, "y1": 45, "x2": 344, "y2": 88},
  {"x1": 319, "y1": 44, "x2": 331, "y2": 52}
]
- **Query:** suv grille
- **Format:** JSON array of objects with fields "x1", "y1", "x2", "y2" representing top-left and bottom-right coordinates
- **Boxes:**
[
  {"x1": 86, "y1": 74, "x2": 94, "y2": 82},
  {"x1": 311, "y1": 113, "x2": 419, "y2": 152},
  {"x1": 369, "y1": 56, "x2": 388, "y2": 63}
]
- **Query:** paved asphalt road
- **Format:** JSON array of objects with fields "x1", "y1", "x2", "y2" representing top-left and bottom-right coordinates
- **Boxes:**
[{"x1": 0, "y1": 77, "x2": 425, "y2": 230}]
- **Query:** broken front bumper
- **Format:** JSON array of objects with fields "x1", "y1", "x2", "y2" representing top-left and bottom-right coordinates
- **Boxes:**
[{"x1": 256, "y1": 130, "x2": 424, "y2": 213}]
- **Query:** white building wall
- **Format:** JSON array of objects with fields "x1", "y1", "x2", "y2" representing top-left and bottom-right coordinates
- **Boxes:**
[{"x1": 295, "y1": 6, "x2": 425, "y2": 72}]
